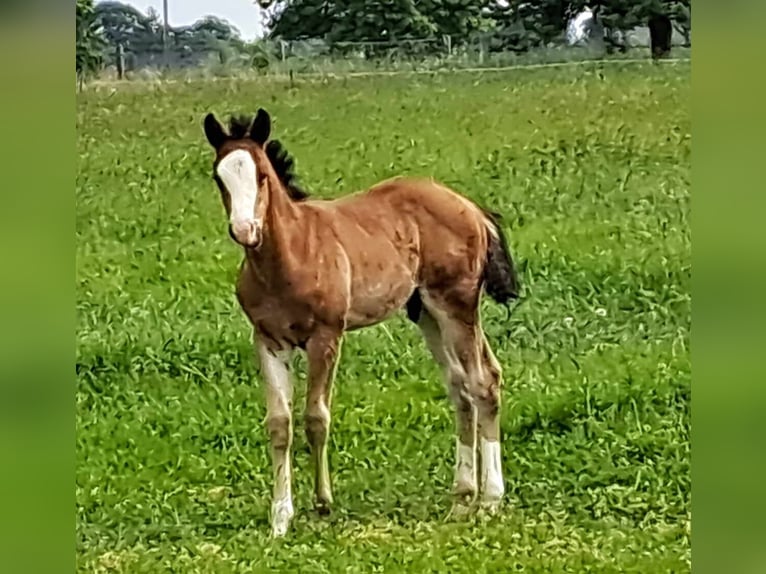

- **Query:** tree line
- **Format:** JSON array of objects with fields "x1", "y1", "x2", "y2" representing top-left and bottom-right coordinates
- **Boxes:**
[
  {"x1": 259, "y1": 0, "x2": 689, "y2": 52},
  {"x1": 77, "y1": 0, "x2": 691, "y2": 79},
  {"x1": 76, "y1": 0, "x2": 249, "y2": 79}
]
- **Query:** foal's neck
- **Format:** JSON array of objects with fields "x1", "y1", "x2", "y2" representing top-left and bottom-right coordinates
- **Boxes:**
[{"x1": 245, "y1": 174, "x2": 302, "y2": 268}]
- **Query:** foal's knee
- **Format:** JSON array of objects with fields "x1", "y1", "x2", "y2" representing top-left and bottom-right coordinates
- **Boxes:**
[
  {"x1": 472, "y1": 367, "x2": 501, "y2": 441},
  {"x1": 266, "y1": 414, "x2": 292, "y2": 450},
  {"x1": 476, "y1": 387, "x2": 500, "y2": 418},
  {"x1": 448, "y1": 376, "x2": 474, "y2": 414}
]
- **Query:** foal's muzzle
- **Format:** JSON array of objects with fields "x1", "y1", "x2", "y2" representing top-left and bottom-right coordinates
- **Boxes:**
[{"x1": 229, "y1": 220, "x2": 262, "y2": 248}]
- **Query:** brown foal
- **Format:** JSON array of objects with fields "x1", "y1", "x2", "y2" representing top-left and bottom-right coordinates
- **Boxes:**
[{"x1": 203, "y1": 109, "x2": 520, "y2": 537}]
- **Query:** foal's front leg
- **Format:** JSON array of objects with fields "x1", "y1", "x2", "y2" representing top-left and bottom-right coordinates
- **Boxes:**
[
  {"x1": 304, "y1": 329, "x2": 342, "y2": 515},
  {"x1": 256, "y1": 341, "x2": 295, "y2": 537}
]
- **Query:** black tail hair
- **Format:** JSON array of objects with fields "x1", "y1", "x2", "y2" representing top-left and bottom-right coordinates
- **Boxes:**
[{"x1": 482, "y1": 210, "x2": 521, "y2": 305}]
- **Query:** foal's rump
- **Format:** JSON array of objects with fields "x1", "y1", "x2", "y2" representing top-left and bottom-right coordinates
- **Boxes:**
[{"x1": 400, "y1": 178, "x2": 520, "y2": 316}]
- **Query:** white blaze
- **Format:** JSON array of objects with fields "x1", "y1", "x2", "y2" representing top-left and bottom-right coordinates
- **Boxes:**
[{"x1": 216, "y1": 149, "x2": 259, "y2": 227}]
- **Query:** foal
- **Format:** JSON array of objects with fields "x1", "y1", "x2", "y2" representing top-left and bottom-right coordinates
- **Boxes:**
[{"x1": 203, "y1": 109, "x2": 520, "y2": 537}]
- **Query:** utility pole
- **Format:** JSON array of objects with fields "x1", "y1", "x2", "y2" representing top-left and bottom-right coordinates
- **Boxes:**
[{"x1": 162, "y1": 0, "x2": 169, "y2": 69}]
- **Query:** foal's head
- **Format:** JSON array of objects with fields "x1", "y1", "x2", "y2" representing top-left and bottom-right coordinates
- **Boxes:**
[{"x1": 203, "y1": 108, "x2": 309, "y2": 249}]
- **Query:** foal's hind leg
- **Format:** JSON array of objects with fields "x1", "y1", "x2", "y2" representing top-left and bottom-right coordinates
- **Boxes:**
[
  {"x1": 422, "y1": 295, "x2": 505, "y2": 514},
  {"x1": 417, "y1": 309, "x2": 478, "y2": 510},
  {"x1": 476, "y1": 333, "x2": 505, "y2": 512}
]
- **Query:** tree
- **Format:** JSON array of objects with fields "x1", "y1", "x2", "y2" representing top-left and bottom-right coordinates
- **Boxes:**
[
  {"x1": 486, "y1": 0, "x2": 574, "y2": 52},
  {"x1": 191, "y1": 15, "x2": 243, "y2": 43},
  {"x1": 408, "y1": 0, "x2": 490, "y2": 41},
  {"x1": 261, "y1": 0, "x2": 488, "y2": 45},
  {"x1": 95, "y1": 1, "x2": 162, "y2": 56},
  {"x1": 264, "y1": 0, "x2": 427, "y2": 43},
  {"x1": 329, "y1": 0, "x2": 436, "y2": 43},
  {"x1": 94, "y1": 2, "x2": 244, "y2": 69},
  {"x1": 76, "y1": 0, "x2": 105, "y2": 83}
]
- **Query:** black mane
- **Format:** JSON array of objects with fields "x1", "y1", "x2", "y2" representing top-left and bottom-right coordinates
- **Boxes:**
[
  {"x1": 226, "y1": 114, "x2": 310, "y2": 202},
  {"x1": 265, "y1": 139, "x2": 310, "y2": 201}
]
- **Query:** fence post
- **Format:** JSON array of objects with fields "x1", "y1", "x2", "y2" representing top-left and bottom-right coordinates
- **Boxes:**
[
  {"x1": 444, "y1": 34, "x2": 452, "y2": 57},
  {"x1": 162, "y1": 0, "x2": 169, "y2": 69},
  {"x1": 116, "y1": 43, "x2": 125, "y2": 80},
  {"x1": 280, "y1": 40, "x2": 287, "y2": 63}
]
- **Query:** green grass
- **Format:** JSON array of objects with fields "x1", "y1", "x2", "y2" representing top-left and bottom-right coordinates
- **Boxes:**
[{"x1": 76, "y1": 62, "x2": 691, "y2": 572}]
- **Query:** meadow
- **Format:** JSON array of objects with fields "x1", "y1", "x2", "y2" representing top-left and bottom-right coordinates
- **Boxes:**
[{"x1": 76, "y1": 62, "x2": 691, "y2": 572}]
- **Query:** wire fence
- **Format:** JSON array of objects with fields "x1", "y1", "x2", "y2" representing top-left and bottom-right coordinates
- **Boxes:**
[{"x1": 95, "y1": 25, "x2": 690, "y2": 84}]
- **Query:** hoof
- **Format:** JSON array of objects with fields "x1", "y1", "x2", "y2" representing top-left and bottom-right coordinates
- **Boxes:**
[
  {"x1": 315, "y1": 501, "x2": 332, "y2": 517},
  {"x1": 448, "y1": 492, "x2": 476, "y2": 520},
  {"x1": 449, "y1": 502, "x2": 474, "y2": 520},
  {"x1": 479, "y1": 497, "x2": 502, "y2": 516}
]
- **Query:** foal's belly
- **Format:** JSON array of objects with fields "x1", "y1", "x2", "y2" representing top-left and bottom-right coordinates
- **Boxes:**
[{"x1": 344, "y1": 264, "x2": 416, "y2": 330}]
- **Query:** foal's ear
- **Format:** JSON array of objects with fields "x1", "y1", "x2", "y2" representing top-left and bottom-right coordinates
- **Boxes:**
[
  {"x1": 203, "y1": 113, "x2": 227, "y2": 149},
  {"x1": 250, "y1": 108, "x2": 271, "y2": 144}
]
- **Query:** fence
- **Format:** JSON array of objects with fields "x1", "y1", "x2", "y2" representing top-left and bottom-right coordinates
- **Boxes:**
[{"x1": 96, "y1": 24, "x2": 690, "y2": 83}]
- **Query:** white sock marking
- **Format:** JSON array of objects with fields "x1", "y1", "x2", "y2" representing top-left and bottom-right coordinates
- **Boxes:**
[
  {"x1": 271, "y1": 496, "x2": 294, "y2": 537},
  {"x1": 455, "y1": 439, "x2": 476, "y2": 490},
  {"x1": 481, "y1": 438, "x2": 504, "y2": 500},
  {"x1": 257, "y1": 344, "x2": 295, "y2": 537},
  {"x1": 258, "y1": 346, "x2": 292, "y2": 408}
]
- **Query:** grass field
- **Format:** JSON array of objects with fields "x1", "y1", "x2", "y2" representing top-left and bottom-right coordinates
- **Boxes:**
[{"x1": 76, "y1": 62, "x2": 691, "y2": 572}]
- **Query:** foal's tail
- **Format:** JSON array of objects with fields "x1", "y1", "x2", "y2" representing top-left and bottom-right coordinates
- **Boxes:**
[{"x1": 481, "y1": 210, "x2": 521, "y2": 305}]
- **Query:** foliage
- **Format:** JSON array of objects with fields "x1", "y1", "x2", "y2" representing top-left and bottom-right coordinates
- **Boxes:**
[
  {"x1": 418, "y1": 0, "x2": 492, "y2": 40},
  {"x1": 262, "y1": 0, "x2": 691, "y2": 53},
  {"x1": 76, "y1": 0, "x2": 104, "y2": 78},
  {"x1": 486, "y1": 0, "x2": 574, "y2": 52},
  {"x1": 85, "y1": 0, "x2": 693, "y2": 77},
  {"x1": 239, "y1": 40, "x2": 275, "y2": 70},
  {"x1": 267, "y1": 0, "x2": 432, "y2": 43},
  {"x1": 266, "y1": 0, "x2": 490, "y2": 44},
  {"x1": 94, "y1": 1, "x2": 246, "y2": 68},
  {"x1": 94, "y1": 1, "x2": 161, "y2": 52},
  {"x1": 76, "y1": 63, "x2": 690, "y2": 570}
]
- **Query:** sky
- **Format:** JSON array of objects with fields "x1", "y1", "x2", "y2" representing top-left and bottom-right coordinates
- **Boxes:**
[{"x1": 112, "y1": 0, "x2": 265, "y2": 40}]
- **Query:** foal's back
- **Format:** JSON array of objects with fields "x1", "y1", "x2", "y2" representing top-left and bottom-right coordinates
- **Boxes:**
[
  {"x1": 313, "y1": 175, "x2": 489, "y2": 256},
  {"x1": 323, "y1": 176, "x2": 489, "y2": 272}
]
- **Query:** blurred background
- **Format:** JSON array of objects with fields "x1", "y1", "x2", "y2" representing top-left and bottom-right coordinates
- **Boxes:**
[{"x1": 76, "y1": 0, "x2": 691, "y2": 84}]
